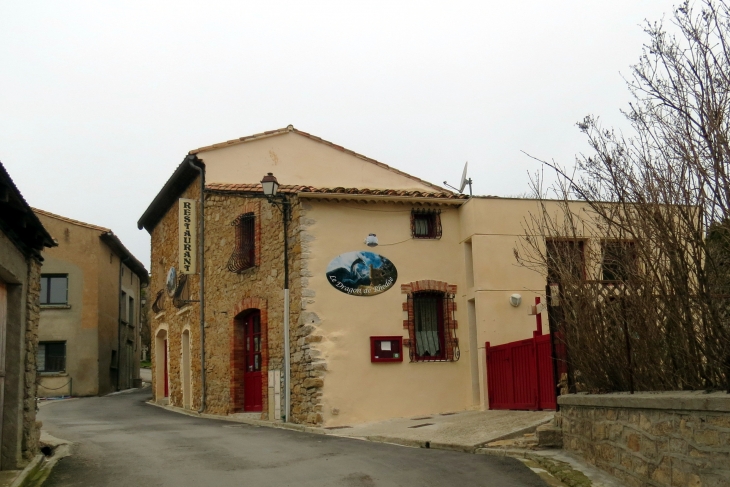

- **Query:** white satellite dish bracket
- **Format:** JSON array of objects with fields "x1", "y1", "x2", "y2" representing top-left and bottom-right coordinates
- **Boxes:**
[{"x1": 443, "y1": 161, "x2": 473, "y2": 196}]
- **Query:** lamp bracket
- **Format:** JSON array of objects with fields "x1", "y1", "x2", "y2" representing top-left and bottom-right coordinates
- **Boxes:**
[{"x1": 266, "y1": 195, "x2": 292, "y2": 221}]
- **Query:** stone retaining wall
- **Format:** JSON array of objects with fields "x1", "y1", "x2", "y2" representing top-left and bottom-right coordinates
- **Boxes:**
[{"x1": 559, "y1": 392, "x2": 730, "y2": 487}]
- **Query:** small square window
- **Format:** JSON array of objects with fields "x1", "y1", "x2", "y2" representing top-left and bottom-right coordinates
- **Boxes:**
[
  {"x1": 40, "y1": 275, "x2": 68, "y2": 305},
  {"x1": 38, "y1": 342, "x2": 66, "y2": 373},
  {"x1": 602, "y1": 241, "x2": 637, "y2": 281},
  {"x1": 545, "y1": 240, "x2": 585, "y2": 283},
  {"x1": 411, "y1": 210, "x2": 442, "y2": 239}
]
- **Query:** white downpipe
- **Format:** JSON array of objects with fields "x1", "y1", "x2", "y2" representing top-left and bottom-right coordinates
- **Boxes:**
[{"x1": 283, "y1": 288, "x2": 291, "y2": 422}]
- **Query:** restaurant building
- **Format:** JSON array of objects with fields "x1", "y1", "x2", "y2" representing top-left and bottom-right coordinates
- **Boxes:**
[{"x1": 138, "y1": 126, "x2": 580, "y2": 426}]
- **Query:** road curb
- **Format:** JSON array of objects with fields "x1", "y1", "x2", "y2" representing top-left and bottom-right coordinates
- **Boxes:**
[
  {"x1": 359, "y1": 436, "x2": 476, "y2": 453},
  {"x1": 145, "y1": 401, "x2": 326, "y2": 435},
  {"x1": 475, "y1": 447, "x2": 623, "y2": 487},
  {"x1": 9, "y1": 454, "x2": 44, "y2": 487},
  {"x1": 473, "y1": 417, "x2": 552, "y2": 447}
]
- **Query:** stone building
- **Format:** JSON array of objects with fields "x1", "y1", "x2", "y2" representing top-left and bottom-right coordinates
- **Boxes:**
[
  {"x1": 139, "y1": 126, "x2": 600, "y2": 426},
  {"x1": 0, "y1": 161, "x2": 55, "y2": 469},
  {"x1": 34, "y1": 209, "x2": 149, "y2": 397}
]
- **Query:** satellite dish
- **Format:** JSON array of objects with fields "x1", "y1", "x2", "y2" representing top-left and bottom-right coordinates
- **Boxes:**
[
  {"x1": 166, "y1": 267, "x2": 177, "y2": 297},
  {"x1": 443, "y1": 161, "x2": 473, "y2": 196},
  {"x1": 459, "y1": 162, "x2": 469, "y2": 193}
]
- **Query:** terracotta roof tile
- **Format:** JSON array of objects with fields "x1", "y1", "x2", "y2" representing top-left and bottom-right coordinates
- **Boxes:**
[
  {"x1": 189, "y1": 125, "x2": 449, "y2": 193},
  {"x1": 205, "y1": 183, "x2": 468, "y2": 199}
]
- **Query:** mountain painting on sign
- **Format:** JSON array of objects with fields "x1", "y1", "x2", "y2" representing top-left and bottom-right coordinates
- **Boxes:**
[{"x1": 326, "y1": 251, "x2": 397, "y2": 296}]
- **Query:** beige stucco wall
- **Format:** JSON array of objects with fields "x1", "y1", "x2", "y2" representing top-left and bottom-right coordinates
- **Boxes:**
[
  {"x1": 36, "y1": 213, "x2": 143, "y2": 397},
  {"x1": 36, "y1": 216, "x2": 101, "y2": 397},
  {"x1": 198, "y1": 131, "x2": 438, "y2": 191},
  {"x1": 300, "y1": 198, "x2": 472, "y2": 426},
  {"x1": 459, "y1": 197, "x2": 597, "y2": 408}
]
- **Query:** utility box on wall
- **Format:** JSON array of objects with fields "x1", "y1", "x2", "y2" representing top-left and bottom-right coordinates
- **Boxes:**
[{"x1": 370, "y1": 336, "x2": 403, "y2": 363}]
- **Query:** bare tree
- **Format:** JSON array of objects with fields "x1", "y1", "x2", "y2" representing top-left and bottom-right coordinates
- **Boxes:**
[{"x1": 516, "y1": 0, "x2": 730, "y2": 393}]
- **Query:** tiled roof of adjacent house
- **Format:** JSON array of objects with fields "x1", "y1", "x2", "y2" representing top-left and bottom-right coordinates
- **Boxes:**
[
  {"x1": 34, "y1": 208, "x2": 149, "y2": 283},
  {"x1": 205, "y1": 183, "x2": 469, "y2": 199},
  {"x1": 0, "y1": 161, "x2": 56, "y2": 256},
  {"x1": 189, "y1": 125, "x2": 448, "y2": 193}
]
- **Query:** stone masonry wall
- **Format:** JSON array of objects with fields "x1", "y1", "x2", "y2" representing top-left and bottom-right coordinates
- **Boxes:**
[
  {"x1": 150, "y1": 178, "x2": 324, "y2": 424},
  {"x1": 150, "y1": 178, "x2": 201, "y2": 412},
  {"x1": 290, "y1": 198, "x2": 325, "y2": 425},
  {"x1": 22, "y1": 257, "x2": 41, "y2": 462},
  {"x1": 559, "y1": 393, "x2": 730, "y2": 487}
]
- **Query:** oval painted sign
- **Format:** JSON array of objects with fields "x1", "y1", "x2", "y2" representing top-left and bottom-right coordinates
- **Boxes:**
[{"x1": 326, "y1": 251, "x2": 398, "y2": 296}]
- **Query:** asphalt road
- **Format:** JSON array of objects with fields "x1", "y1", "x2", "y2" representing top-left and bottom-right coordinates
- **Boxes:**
[{"x1": 38, "y1": 389, "x2": 548, "y2": 487}]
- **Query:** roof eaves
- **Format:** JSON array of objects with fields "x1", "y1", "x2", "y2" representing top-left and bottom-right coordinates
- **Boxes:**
[
  {"x1": 204, "y1": 183, "x2": 468, "y2": 201},
  {"x1": 0, "y1": 161, "x2": 56, "y2": 256},
  {"x1": 137, "y1": 155, "x2": 203, "y2": 233},
  {"x1": 188, "y1": 127, "x2": 291, "y2": 155},
  {"x1": 33, "y1": 207, "x2": 111, "y2": 233},
  {"x1": 99, "y1": 232, "x2": 149, "y2": 284}
]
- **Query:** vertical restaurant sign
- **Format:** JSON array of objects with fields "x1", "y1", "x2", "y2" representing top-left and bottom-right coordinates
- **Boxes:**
[{"x1": 179, "y1": 198, "x2": 197, "y2": 274}]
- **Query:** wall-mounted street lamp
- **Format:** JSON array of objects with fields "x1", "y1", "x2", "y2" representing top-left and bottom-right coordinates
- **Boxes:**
[
  {"x1": 260, "y1": 172, "x2": 291, "y2": 423},
  {"x1": 261, "y1": 172, "x2": 280, "y2": 198},
  {"x1": 364, "y1": 233, "x2": 379, "y2": 247}
]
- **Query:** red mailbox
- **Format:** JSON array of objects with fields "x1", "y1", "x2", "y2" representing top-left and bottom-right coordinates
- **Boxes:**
[{"x1": 370, "y1": 336, "x2": 403, "y2": 363}]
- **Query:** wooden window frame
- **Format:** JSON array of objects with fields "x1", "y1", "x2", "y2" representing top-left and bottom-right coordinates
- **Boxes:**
[{"x1": 411, "y1": 209, "x2": 442, "y2": 239}]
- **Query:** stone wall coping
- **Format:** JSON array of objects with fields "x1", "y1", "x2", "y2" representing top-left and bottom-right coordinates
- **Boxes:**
[{"x1": 558, "y1": 391, "x2": 730, "y2": 412}]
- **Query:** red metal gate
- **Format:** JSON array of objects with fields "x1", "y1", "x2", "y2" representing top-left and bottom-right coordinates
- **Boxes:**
[{"x1": 486, "y1": 334, "x2": 558, "y2": 410}]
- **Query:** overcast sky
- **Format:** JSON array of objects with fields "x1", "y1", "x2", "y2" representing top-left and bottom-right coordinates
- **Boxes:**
[{"x1": 1, "y1": 0, "x2": 676, "y2": 268}]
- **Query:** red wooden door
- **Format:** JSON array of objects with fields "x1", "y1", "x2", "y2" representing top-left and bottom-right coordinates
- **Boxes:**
[
  {"x1": 164, "y1": 339, "x2": 169, "y2": 397},
  {"x1": 486, "y1": 335, "x2": 558, "y2": 410},
  {"x1": 535, "y1": 334, "x2": 557, "y2": 410},
  {"x1": 486, "y1": 338, "x2": 538, "y2": 410},
  {"x1": 243, "y1": 311, "x2": 262, "y2": 412}
]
